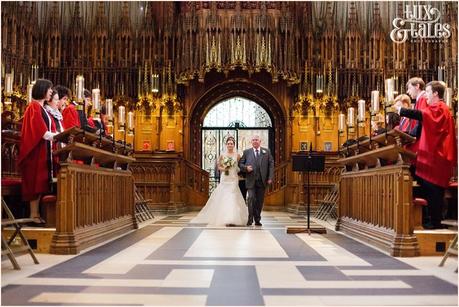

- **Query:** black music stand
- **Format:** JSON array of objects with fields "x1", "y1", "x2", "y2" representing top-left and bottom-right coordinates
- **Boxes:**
[{"x1": 291, "y1": 151, "x2": 326, "y2": 234}]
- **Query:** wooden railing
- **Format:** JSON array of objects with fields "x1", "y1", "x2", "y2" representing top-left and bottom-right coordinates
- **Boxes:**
[
  {"x1": 50, "y1": 128, "x2": 136, "y2": 254},
  {"x1": 50, "y1": 163, "x2": 135, "y2": 254},
  {"x1": 1, "y1": 129, "x2": 21, "y2": 179},
  {"x1": 130, "y1": 152, "x2": 209, "y2": 213},
  {"x1": 184, "y1": 160, "x2": 209, "y2": 210},
  {"x1": 336, "y1": 129, "x2": 420, "y2": 257},
  {"x1": 267, "y1": 161, "x2": 288, "y2": 194},
  {"x1": 265, "y1": 161, "x2": 288, "y2": 209},
  {"x1": 337, "y1": 165, "x2": 418, "y2": 256}
]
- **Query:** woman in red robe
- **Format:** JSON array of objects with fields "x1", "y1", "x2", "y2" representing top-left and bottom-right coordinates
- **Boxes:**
[{"x1": 18, "y1": 79, "x2": 57, "y2": 224}]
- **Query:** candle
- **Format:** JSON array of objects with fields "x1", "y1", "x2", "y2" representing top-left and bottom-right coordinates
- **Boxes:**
[
  {"x1": 347, "y1": 107, "x2": 355, "y2": 127},
  {"x1": 338, "y1": 113, "x2": 345, "y2": 132},
  {"x1": 92, "y1": 89, "x2": 100, "y2": 111},
  {"x1": 316, "y1": 75, "x2": 323, "y2": 94},
  {"x1": 32, "y1": 65, "x2": 39, "y2": 82},
  {"x1": 445, "y1": 88, "x2": 453, "y2": 109},
  {"x1": 118, "y1": 106, "x2": 125, "y2": 125},
  {"x1": 5, "y1": 73, "x2": 13, "y2": 94},
  {"x1": 371, "y1": 90, "x2": 379, "y2": 113},
  {"x1": 127, "y1": 111, "x2": 134, "y2": 130},
  {"x1": 76, "y1": 75, "x2": 84, "y2": 101},
  {"x1": 357, "y1": 100, "x2": 366, "y2": 122},
  {"x1": 152, "y1": 74, "x2": 159, "y2": 93},
  {"x1": 385, "y1": 78, "x2": 394, "y2": 104},
  {"x1": 27, "y1": 82, "x2": 34, "y2": 103},
  {"x1": 106, "y1": 99, "x2": 113, "y2": 120}
]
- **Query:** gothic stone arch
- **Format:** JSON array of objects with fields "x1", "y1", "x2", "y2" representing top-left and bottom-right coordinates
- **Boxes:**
[{"x1": 189, "y1": 78, "x2": 286, "y2": 166}]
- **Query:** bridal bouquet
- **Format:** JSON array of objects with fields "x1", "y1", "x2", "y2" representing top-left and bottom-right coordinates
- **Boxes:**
[{"x1": 222, "y1": 156, "x2": 236, "y2": 175}]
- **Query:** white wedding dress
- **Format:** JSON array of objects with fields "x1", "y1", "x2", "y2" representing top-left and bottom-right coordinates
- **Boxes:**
[{"x1": 191, "y1": 152, "x2": 248, "y2": 226}]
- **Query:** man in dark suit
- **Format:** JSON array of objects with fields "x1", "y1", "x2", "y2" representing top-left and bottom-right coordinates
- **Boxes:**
[{"x1": 238, "y1": 135, "x2": 274, "y2": 226}]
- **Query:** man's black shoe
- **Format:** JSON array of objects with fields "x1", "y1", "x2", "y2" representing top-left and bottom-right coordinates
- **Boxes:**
[
  {"x1": 247, "y1": 222, "x2": 253, "y2": 226},
  {"x1": 255, "y1": 222, "x2": 262, "y2": 226}
]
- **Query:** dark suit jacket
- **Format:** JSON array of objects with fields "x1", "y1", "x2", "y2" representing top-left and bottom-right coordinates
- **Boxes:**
[{"x1": 238, "y1": 147, "x2": 274, "y2": 189}]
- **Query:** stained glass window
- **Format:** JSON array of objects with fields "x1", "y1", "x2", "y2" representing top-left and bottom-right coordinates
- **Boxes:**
[{"x1": 203, "y1": 97, "x2": 272, "y2": 128}]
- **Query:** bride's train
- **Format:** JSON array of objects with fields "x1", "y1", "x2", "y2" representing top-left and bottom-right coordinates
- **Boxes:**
[{"x1": 191, "y1": 152, "x2": 248, "y2": 226}]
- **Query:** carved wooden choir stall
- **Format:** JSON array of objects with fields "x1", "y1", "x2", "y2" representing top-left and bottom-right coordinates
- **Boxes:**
[
  {"x1": 336, "y1": 129, "x2": 421, "y2": 257},
  {"x1": 50, "y1": 127, "x2": 136, "y2": 254}
]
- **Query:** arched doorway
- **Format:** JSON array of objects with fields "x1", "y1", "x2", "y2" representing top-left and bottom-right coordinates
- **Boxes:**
[
  {"x1": 189, "y1": 79, "x2": 286, "y2": 168},
  {"x1": 202, "y1": 97, "x2": 273, "y2": 192}
]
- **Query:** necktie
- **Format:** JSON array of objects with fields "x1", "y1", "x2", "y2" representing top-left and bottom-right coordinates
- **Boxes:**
[{"x1": 255, "y1": 149, "x2": 259, "y2": 158}]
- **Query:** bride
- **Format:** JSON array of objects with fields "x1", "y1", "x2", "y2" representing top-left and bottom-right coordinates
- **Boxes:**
[{"x1": 191, "y1": 136, "x2": 248, "y2": 226}]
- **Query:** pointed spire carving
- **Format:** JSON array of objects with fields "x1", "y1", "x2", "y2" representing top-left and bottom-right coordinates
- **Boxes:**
[
  {"x1": 347, "y1": 2, "x2": 358, "y2": 30},
  {"x1": 324, "y1": 2, "x2": 334, "y2": 30},
  {"x1": 119, "y1": 1, "x2": 131, "y2": 31}
]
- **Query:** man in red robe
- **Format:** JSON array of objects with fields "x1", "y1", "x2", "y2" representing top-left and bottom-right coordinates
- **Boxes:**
[
  {"x1": 403, "y1": 77, "x2": 428, "y2": 155},
  {"x1": 18, "y1": 79, "x2": 57, "y2": 224},
  {"x1": 396, "y1": 81, "x2": 457, "y2": 229}
]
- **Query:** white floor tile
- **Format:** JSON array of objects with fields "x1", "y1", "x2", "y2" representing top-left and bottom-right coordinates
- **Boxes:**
[
  {"x1": 29, "y1": 292, "x2": 207, "y2": 306},
  {"x1": 83, "y1": 227, "x2": 183, "y2": 275},
  {"x1": 185, "y1": 230, "x2": 288, "y2": 258}
]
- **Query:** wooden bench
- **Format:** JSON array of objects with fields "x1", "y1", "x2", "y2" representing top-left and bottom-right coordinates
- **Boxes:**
[
  {"x1": 40, "y1": 194, "x2": 57, "y2": 228},
  {"x1": 413, "y1": 198, "x2": 428, "y2": 230}
]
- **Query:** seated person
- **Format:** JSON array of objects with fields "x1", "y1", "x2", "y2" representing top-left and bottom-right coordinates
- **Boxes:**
[
  {"x1": 62, "y1": 89, "x2": 97, "y2": 133},
  {"x1": 88, "y1": 105, "x2": 108, "y2": 137},
  {"x1": 394, "y1": 94, "x2": 412, "y2": 132},
  {"x1": 371, "y1": 114, "x2": 386, "y2": 136}
]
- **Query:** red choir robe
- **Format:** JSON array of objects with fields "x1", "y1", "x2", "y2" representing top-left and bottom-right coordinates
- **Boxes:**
[
  {"x1": 405, "y1": 95, "x2": 428, "y2": 154},
  {"x1": 415, "y1": 101, "x2": 457, "y2": 188},
  {"x1": 87, "y1": 117, "x2": 96, "y2": 128},
  {"x1": 18, "y1": 101, "x2": 53, "y2": 201},
  {"x1": 62, "y1": 102, "x2": 80, "y2": 129}
]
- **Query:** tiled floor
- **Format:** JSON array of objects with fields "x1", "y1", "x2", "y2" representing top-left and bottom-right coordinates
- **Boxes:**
[{"x1": 2, "y1": 212, "x2": 457, "y2": 306}]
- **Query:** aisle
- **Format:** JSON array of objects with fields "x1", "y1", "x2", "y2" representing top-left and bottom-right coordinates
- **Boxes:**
[{"x1": 2, "y1": 212, "x2": 457, "y2": 306}]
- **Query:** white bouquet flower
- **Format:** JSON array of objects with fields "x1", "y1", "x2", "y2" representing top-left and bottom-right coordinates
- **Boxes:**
[{"x1": 222, "y1": 156, "x2": 236, "y2": 175}]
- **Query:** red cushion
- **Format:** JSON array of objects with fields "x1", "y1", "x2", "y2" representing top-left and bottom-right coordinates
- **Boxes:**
[
  {"x1": 41, "y1": 195, "x2": 57, "y2": 203},
  {"x1": 1, "y1": 178, "x2": 22, "y2": 186},
  {"x1": 413, "y1": 198, "x2": 427, "y2": 206}
]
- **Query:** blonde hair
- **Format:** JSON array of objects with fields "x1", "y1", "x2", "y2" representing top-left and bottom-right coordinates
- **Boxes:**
[{"x1": 395, "y1": 94, "x2": 411, "y2": 107}]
